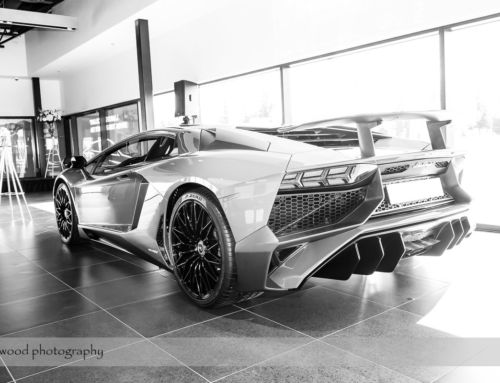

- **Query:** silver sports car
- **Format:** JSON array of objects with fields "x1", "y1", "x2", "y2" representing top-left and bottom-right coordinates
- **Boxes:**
[{"x1": 53, "y1": 111, "x2": 472, "y2": 307}]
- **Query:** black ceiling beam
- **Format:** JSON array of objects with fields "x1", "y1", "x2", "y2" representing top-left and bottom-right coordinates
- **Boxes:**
[{"x1": 0, "y1": 0, "x2": 64, "y2": 46}]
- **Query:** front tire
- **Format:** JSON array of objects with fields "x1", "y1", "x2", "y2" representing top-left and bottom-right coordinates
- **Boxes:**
[
  {"x1": 168, "y1": 189, "x2": 256, "y2": 308},
  {"x1": 54, "y1": 183, "x2": 80, "y2": 244}
]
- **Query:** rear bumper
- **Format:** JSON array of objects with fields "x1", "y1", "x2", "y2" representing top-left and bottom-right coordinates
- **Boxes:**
[{"x1": 235, "y1": 203, "x2": 471, "y2": 292}]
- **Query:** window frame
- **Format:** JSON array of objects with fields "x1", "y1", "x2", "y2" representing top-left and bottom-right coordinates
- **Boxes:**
[{"x1": 89, "y1": 132, "x2": 177, "y2": 176}]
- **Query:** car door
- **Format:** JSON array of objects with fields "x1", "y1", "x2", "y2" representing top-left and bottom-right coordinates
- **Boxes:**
[{"x1": 74, "y1": 136, "x2": 157, "y2": 231}]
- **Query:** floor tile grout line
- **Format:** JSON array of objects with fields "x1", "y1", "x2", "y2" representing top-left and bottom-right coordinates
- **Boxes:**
[
  {"x1": 148, "y1": 308, "x2": 244, "y2": 341},
  {"x1": 0, "y1": 269, "x2": 163, "y2": 322},
  {"x1": 308, "y1": 288, "x2": 446, "y2": 382},
  {"x1": 226, "y1": 296, "x2": 425, "y2": 383},
  {"x1": 234, "y1": 305, "x2": 316, "y2": 340},
  {"x1": 315, "y1": 287, "x2": 437, "y2": 342},
  {"x1": 93, "y1": 246, "x2": 162, "y2": 273},
  {"x1": 21, "y1": 260, "x2": 212, "y2": 383},
  {"x1": 233, "y1": 295, "x2": 293, "y2": 311},
  {"x1": 0, "y1": 288, "x2": 73, "y2": 308},
  {"x1": 428, "y1": 365, "x2": 459, "y2": 383},
  {"x1": 66, "y1": 270, "x2": 154, "y2": 290},
  {"x1": 317, "y1": 340, "x2": 421, "y2": 383},
  {"x1": 74, "y1": 269, "x2": 162, "y2": 289},
  {"x1": 210, "y1": 339, "x2": 318, "y2": 383},
  {"x1": 313, "y1": 270, "x2": 449, "y2": 298},
  {"x1": 313, "y1": 284, "x2": 398, "y2": 309},
  {"x1": 294, "y1": 289, "x2": 444, "y2": 382},
  {"x1": 104, "y1": 290, "x2": 180, "y2": 311},
  {"x1": 395, "y1": 269, "x2": 451, "y2": 285},
  {"x1": 0, "y1": 309, "x2": 103, "y2": 339},
  {"x1": 315, "y1": 281, "x2": 448, "y2": 311},
  {"x1": 0, "y1": 355, "x2": 16, "y2": 383},
  {"x1": 393, "y1": 269, "x2": 452, "y2": 285},
  {"x1": 29, "y1": 258, "x2": 125, "y2": 274}
]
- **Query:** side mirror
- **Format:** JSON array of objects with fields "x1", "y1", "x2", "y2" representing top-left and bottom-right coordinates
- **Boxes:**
[{"x1": 70, "y1": 156, "x2": 87, "y2": 169}]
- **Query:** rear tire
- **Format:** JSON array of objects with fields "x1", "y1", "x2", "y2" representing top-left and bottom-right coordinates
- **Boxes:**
[
  {"x1": 54, "y1": 183, "x2": 80, "y2": 244},
  {"x1": 168, "y1": 188, "x2": 260, "y2": 308}
]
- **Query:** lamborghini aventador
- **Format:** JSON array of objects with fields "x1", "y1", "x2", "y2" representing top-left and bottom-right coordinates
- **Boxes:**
[{"x1": 53, "y1": 111, "x2": 472, "y2": 307}]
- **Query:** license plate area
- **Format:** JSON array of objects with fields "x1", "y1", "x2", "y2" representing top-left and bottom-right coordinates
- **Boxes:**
[{"x1": 386, "y1": 178, "x2": 444, "y2": 205}]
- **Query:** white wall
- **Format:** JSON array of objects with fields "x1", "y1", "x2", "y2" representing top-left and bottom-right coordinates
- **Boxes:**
[
  {"x1": 40, "y1": 79, "x2": 63, "y2": 110},
  {"x1": 0, "y1": 35, "x2": 31, "y2": 117},
  {"x1": 60, "y1": 49, "x2": 139, "y2": 114},
  {"x1": 0, "y1": 35, "x2": 28, "y2": 77},
  {"x1": 0, "y1": 78, "x2": 34, "y2": 116}
]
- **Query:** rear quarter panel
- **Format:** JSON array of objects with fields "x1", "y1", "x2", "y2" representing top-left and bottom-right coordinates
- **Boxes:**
[{"x1": 137, "y1": 149, "x2": 291, "y2": 242}]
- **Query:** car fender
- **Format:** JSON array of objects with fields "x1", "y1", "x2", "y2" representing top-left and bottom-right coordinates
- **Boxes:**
[{"x1": 137, "y1": 150, "x2": 291, "y2": 242}]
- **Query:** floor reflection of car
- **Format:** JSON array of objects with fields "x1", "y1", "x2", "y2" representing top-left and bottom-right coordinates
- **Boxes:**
[{"x1": 53, "y1": 112, "x2": 472, "y2": 307}]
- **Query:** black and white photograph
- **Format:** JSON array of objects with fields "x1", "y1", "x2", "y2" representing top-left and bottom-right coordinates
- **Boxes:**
[{"x1": 1, "y1": 0, "x2": 500, "y2": 382}]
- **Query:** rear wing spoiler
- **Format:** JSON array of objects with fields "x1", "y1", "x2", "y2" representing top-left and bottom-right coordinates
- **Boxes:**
[{"x1": 277, "y1": 111, "x2": 451, "y2": 158}]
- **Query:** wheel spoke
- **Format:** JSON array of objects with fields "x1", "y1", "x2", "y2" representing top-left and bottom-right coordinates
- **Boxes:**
[
  {"x1": 199, "y1": 267, "x2": 211, "y2": 294},
  {"x1": 176, "y1": 253, "x2": 198, "y2": 269},
  {"x1": 172, "y1": 227, "x2": 192, "y2": 243},
  {"x1": 200, "y1": 220, "x2": 213, "y2": 240},
  {"x1": 195, "y1": 205, "x2": 205, "y2": 235},
  {"x1": 203, "y1": 261, "x2": 219, "y2": 281},
  {"x1": 176, "y1": 206, "x2": 193, "y2": 235}
]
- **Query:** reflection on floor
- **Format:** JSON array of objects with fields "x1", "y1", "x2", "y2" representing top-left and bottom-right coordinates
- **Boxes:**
[{"x1": 0, "y1": 192, "x2": 499, "y2": 382}]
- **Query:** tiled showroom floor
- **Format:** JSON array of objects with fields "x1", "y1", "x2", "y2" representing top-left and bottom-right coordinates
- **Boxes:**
[{"x1": 0, "y1": 193, "x2": 499, "y2": 382}]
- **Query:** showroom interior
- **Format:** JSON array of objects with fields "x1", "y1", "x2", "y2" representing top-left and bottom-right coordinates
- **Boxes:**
[{"x1": 1, "y1": 0, "x2": 500, "y2": 382}]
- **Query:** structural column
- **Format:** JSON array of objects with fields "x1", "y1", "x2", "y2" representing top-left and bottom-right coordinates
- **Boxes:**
[
  {"x1": 135, "y1": 19, "x2": 155, "y2": 132},
  {"x1": 280, "y1": 65, "x2": 292, "y2": 125},
  {"x1": 32, "y1": 77, "x2": 42, "y2": 176},
  {"x1": 439, "y1": 28, "x2": 446, "y2": 110}
]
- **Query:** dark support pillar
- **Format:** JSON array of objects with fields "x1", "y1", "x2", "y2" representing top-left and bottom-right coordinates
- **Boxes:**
[
  {"x1": 62, "y1": 117, "x2": 72, "y2": 159},
  {"x1": 135, "y1": 19, "x2": 154, "y2": 132},
  {"x1": 32, "y1": 77, "x2": 42, "y2": 176},
  {"x1": 98, "y1": 109, "x2": 108, "y2": 150},
  {"x1": 70, "y1": 115, "x2": 79, "y2": 155}
]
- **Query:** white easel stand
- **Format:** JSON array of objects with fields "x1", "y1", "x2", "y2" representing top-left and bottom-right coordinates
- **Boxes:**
[
  {"x1": 0, "y1": 143, "x2": 32, "y2": 221},
  {"x1": 45, "y1": 136, "x2": 63, "y2": 178}
]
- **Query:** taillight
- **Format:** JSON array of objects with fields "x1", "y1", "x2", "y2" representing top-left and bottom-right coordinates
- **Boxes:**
[{"x1": 280, "y1": 164, "x2": 377, "y2": 190}]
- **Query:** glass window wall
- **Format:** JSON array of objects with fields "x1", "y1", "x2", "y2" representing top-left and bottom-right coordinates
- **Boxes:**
[
  {"x1": 76, "y1": 111, "x2": 101, "y2": 162},
  {"x1": 446, "y1": 19, "x2": 500, "y2": 227},
  {"x1": 289, "y1": 34, "x2": 441, "y2": 124},
  {"x1": 154, "y1": 92, "x2": 179, "y2": 129},
  {"x1": 105, "y1": 103, "x2": 140, "y2": 145},
  {"x1": 0, "y1": 118, "x2": 36, "y2": 178},
  {"x1": 200, "y1": 69, "x2": 282, "y2": 126}
]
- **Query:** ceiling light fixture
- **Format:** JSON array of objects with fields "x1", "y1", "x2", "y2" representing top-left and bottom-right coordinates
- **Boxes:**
[{"x1": 0, "y1": 8, "x2": 76, "y2": 31}]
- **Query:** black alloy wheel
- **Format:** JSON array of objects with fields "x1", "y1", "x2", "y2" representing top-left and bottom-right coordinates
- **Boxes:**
[
  {"x1": 170, "y1": 194, "x2": 223, "y2": 302},
  {"x1": 54, "y1": 183, "x2": 80, "y2": 244},
  {"x1": 168, "y1": 189, "x2": 259, "y2": 308}
]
